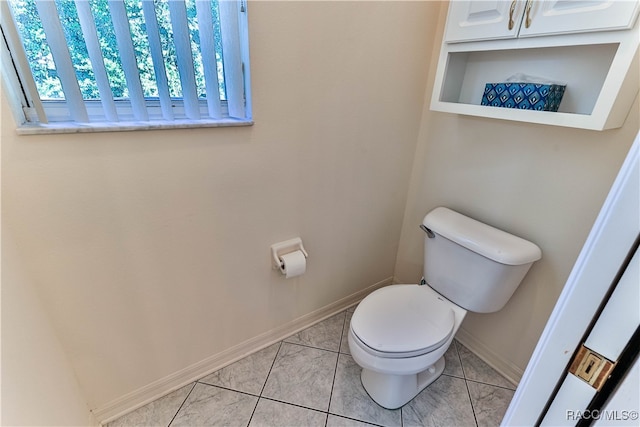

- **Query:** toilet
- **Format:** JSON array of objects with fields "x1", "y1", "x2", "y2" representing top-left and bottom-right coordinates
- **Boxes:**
[{"x1": 348, "y1": 207, "x2": 541, "y2": 409}]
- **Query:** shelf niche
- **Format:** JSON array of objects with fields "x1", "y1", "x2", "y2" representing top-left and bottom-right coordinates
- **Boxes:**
[{"x1": 440, "y1": 43, "x2": 618, "y2": 116}]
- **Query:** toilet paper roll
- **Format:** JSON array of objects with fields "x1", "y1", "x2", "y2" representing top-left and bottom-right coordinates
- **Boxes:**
[{"x1": 279, "y1": 250, "x2": 306, "y2": 278}]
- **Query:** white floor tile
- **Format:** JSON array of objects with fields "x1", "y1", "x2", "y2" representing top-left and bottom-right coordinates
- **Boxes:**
[
  {"x1": 249, "y1": 398, "x2": 327, "y2": 427},
  {"x1": 457, "y1": 343, "x2": 516, "y2": 390},
  {"x1": 467, "y1": 381, "x2": 515, "y2": 427},
  {"x1": 106, "y1": 313, "x2": 517, "y2": 427},
  {"x1": 284, "y1": 312, "x2": 346, "y2": 352},
  {"x1": 199, "y1": 342, "x2": 280, "y2": 395},
  {"x1": 326, "y1": 414, "x2": 379, "y2": 427},
  {"x1": 262, "y1": 342, "x2": 337, "y2": 411},
  {"x1": 402, "y1": 375, "x2": 477, "y2": 427},
  {"x1": 170, "y1": 383, "x2": 257, "y2": 426},
  {"x1": 105, "y1": 383, "x2": 194, "y2": 427}
]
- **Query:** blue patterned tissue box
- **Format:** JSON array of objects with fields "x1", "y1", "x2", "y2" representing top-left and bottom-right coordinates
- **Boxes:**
[{"x1": 481, "y1": 82, "x2": 566, "y2": 112}]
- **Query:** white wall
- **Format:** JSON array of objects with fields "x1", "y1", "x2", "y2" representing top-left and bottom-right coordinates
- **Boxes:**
[
  {"x1": 1, "y1": 225, "x2": 95, "y2": 426},
  {"x1": 1, "y1": 0, "x2": 438, "y2": 417},
  {"x1": 394, "y1": 3, "x2": 640, "y2": 381}
]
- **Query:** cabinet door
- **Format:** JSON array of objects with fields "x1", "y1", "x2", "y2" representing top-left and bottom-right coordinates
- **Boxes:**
[
  {"x1": 445, "y1": 0, "x2": 528, "y2": 43},
  {"x1": 519, "y1": 0, "x2": 640, "y2": 37}
]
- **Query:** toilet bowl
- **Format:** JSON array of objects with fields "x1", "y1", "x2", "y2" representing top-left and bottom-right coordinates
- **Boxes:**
[
  {"x1": 348, "y1": 207, "x2": 541, "y2": 409},
  {"x1": 348, "y1": 285, "x2": 468, "y2": 409}
]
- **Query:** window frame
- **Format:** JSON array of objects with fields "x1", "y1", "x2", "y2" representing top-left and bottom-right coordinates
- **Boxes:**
[{"x1": 0, "y1": 0, "x2": 253, "y2": 135}]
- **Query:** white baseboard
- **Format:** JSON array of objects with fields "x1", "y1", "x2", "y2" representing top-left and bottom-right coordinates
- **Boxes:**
[
  {"x1": 95, "y1": 277, "x2": 392, "y2": 425},
  {"x1": 454, "y1": 327, "x2": 524, "y2": 387}
]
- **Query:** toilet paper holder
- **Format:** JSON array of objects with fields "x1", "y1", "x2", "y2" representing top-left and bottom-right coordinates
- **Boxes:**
[{"x1": 271, "y1": 237, "x2": 308, "y2": 270}]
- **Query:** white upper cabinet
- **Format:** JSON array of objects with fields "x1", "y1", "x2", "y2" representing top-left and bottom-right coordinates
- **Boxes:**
[
  {"x1": 446, "y1": 0, "x2": 528, "y2": 42},
  {"x1": 446, "y1": 0, "x2": 640, "y2": 43},
  {"x1": 520, "y1": 0, "x2": 640, "y2": 37},
  {"x1": 431, "y1": 1, "x2": 640, "y2": 130}
]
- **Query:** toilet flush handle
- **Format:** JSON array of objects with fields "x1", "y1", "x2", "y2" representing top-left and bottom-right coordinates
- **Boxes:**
[{"x1": 420, "y1": 224, "x2": 435, "y2": 238}]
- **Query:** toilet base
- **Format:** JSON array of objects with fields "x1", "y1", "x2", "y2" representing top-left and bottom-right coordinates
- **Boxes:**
[{"x1": 360, "y1": 356, "x2": 446, "y2": 409}]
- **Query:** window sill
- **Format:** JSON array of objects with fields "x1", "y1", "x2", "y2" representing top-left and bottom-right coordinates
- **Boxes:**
[{"x1": 15, "y1": 118, "x2": 254, "y2": 136}]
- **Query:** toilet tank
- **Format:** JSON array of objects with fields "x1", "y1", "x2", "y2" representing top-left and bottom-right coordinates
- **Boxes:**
[{"x1": 422, "y1": 207, "x2": 541, "y2": 313}]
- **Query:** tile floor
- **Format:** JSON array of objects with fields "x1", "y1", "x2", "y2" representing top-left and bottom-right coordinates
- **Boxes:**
[{"x1": 106, "y1": 306, "x2": 516, "y2": 427}]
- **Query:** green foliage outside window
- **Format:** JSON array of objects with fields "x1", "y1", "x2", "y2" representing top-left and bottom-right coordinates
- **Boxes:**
[{"x1": 9, "y1": 0, "x2": 227, "y2": 101}]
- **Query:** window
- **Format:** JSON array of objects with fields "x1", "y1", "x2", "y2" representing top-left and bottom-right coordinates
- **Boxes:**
[{"x1": 0, "y1": 0, "x2": 251, "y2": 134}]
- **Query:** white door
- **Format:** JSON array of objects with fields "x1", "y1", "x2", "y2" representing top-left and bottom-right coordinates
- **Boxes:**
[
  {"x1": 519, "y1": 0, "x2": 640, "y2": 38},
  {"x1": 445, "y1": 0, "x2": 527, "y2": 43},
  {"x1": 593, "y1": 357, "x2": 640, "y2": 427},
  {"x1": 502, "y1": 132, "x2": 640, "y2": 426},
  {"x1": 540, "y1": 246, "x2": 639, "y2": 425}
]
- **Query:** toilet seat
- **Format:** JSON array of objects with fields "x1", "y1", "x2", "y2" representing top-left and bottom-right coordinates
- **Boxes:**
[{"x1": 351, "y1": 285, "x2": 455, "y2": 358}]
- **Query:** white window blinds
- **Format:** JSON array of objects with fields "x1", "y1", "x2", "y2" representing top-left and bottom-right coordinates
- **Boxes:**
[{"x1": 1, "y1": 0, "x2": 251, "y2": 130}]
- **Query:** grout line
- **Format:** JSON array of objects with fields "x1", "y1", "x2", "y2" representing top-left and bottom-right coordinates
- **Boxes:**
[
  {"x1": 440, "y1": 372, "x2": 466, "y2": 380},
  {"x1": 166, "y1": 382, "x2": 197, "y2": 427},
  {"x1": 464, "y1": 377, "x2": 480, "y2": 427},
  {"x1": 281, "y1": 340, "x2": 342, "y2": 354},
  {"x1": 327, "y1": 413, "x2": 389, "y2": 427},
  {"x1": 282, "y1": 311, "x2": 349, "y2": 355},
  {"x1": 455, "y1": 339, "x2": 517, "y2": 391},
  {"x1": 194, "y1": 381, "x2": 261, "y2": 397},
  {"x1": 250, "y1": 396, "x2": 390, "y2": 427},
  {"x1": 457, "y1": 342, "x2": 480, "y2": 427},
  {"x1": 246, "y1": 341, "x2": 283, "y2": 426},
  {"x1": 463, "y1": 378, "x2": 517, "y2": 391},
  {"x1": 453, "y1": 340, "x2": 466, "y2": 380},
  {"x1": 259, "y1": 396, "x2": 330, "y2": 415},
  {"x1": 259, "y1": 341, "x2": 282, "y2": 397},
  {"x1": 325, "y1": 312, "x2": 347, "y2": 426},
  {"x1": 454, "y1": 340, "x2": 479, "y2": 427}
]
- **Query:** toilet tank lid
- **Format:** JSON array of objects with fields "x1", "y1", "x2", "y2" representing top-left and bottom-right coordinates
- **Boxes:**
[{"x1": 423, "y1": 207, "x2": 542, "y2": 265}]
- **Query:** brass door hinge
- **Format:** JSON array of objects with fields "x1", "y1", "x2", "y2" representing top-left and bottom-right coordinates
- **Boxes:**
[{"x1": 568, "y1": 345, "x2": 616, "y2": 391}]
